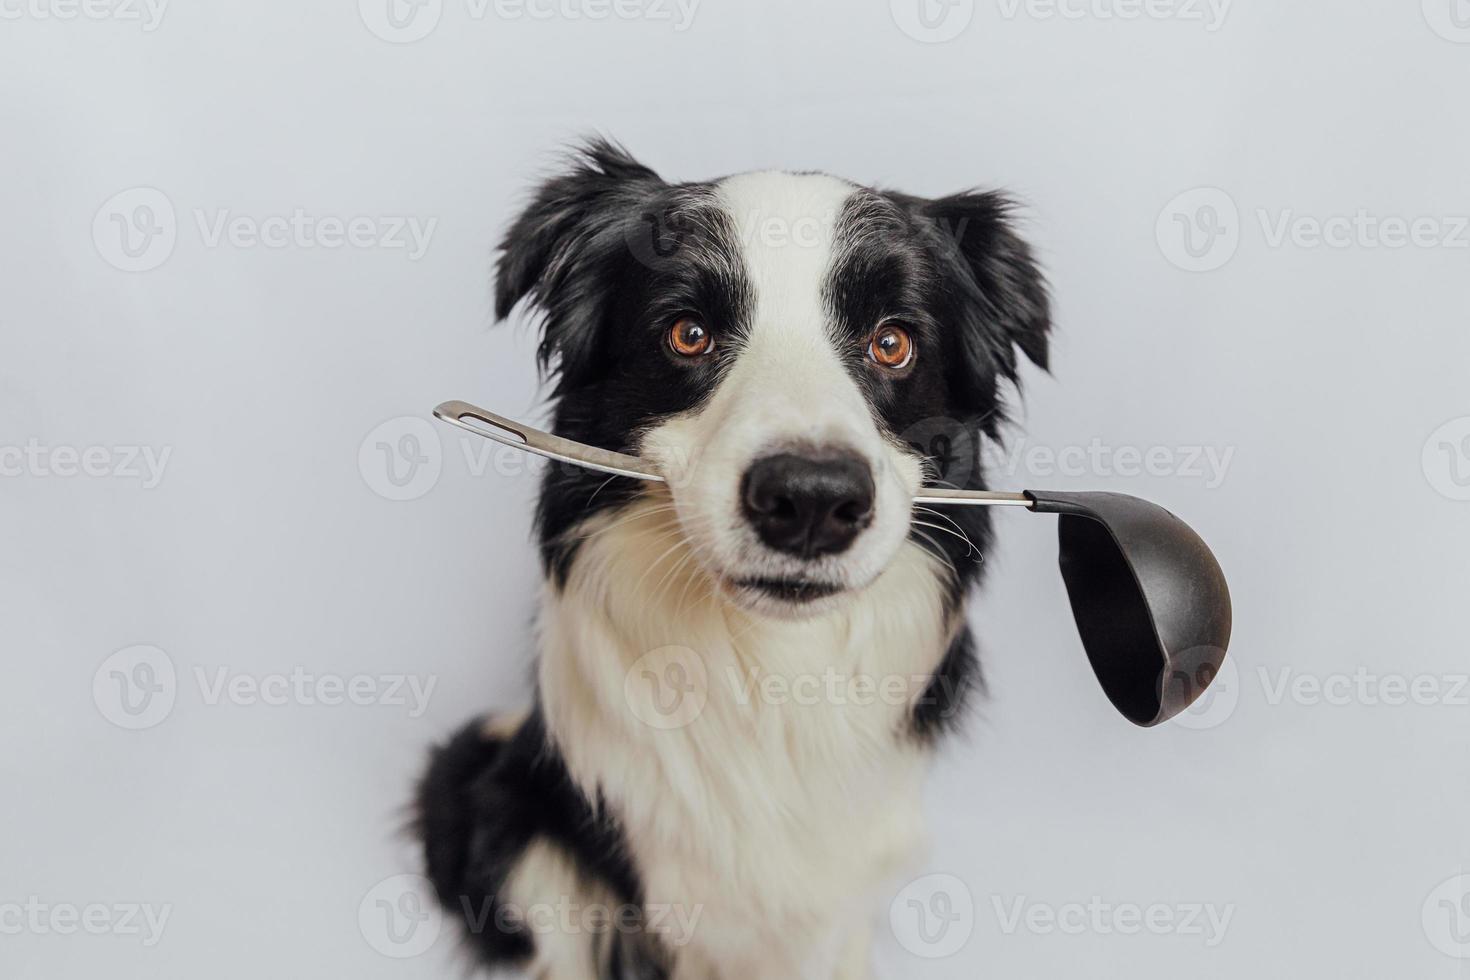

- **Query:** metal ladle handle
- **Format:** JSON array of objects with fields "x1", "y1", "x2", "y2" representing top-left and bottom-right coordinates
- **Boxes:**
[{"x1": 435, "y1": 400, "x2": 1034, "y2": 506}]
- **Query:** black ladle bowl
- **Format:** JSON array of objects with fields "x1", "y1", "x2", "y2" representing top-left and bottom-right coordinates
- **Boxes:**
[
  {"x1": 1026, "y1": 491, "x2": 1231, "y2": 727},
  {"x1": 434, "y1": 401, "x2": 1233, "y2": 728}
]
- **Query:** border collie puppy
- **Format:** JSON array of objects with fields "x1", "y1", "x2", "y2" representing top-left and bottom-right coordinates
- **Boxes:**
[{"x1": 417, "y1": 139, "x2": 1050, "y2": 979}]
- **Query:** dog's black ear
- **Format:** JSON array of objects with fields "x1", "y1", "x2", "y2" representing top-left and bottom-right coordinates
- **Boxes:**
[
  {"x1": 494, "y1": 138, "x2": 663, "y2": 389},
  {"x1": 919, "y1": 191, "x2": 1050, "y2": 412}
]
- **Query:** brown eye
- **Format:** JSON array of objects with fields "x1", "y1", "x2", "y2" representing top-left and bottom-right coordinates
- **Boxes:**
[
  {"x1": 669, "y1": 317, "x2": 714, "y2": 357},
  {"x1": 868, "y1": 323, "x2": 914, "y2": 370}
]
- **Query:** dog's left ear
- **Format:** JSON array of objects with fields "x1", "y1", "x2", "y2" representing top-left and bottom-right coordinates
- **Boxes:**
[{"x1": 917, "y1": 191, "x2": 1051, "y2": 413}]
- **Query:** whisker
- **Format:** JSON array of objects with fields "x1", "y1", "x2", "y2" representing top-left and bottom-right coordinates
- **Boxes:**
[
  {"x1": 913, "y1": 507, "x2": 980, "y2": 557},
  {"x1": 583, "y1": 474, "x2": 622, "y2": 508},
  {"x1": 563, "y1": 504, "x2": 679, "y2": 543},
  {"x1": 910, "y1": 528, "x2": 960, "y2": 580},
  {"x1": 911, "y1": 520, "x2": 981, "y2": 561}
]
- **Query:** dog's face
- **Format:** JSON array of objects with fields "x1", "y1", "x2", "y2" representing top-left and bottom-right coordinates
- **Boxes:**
[{"x1": 498, "y1": 141, "x2": 1049, "y2": 619}]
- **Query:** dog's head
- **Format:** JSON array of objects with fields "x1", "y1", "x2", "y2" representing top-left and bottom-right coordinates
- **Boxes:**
[{"x1": 498, "y1": 139, "x2": 1049, "y2": 619}]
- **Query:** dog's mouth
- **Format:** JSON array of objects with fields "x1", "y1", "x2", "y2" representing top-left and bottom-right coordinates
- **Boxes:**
[{"x1": 726, "y1": 575, "x2": 847, "y2": 605}]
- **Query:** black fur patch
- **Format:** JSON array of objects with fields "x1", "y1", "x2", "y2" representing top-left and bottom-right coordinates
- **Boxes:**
[
  {"x1": 493, "y1": 139, "x2": 753, "y2": 585},
  {"x1": 824, "y1": 188, "x2": 1050, "y2": 649},
  {"x1": 911, "y1": 627, "x2": 985, "y2": 742},
  {"x1": 416, "y1": 709, "x2": 667, "y2": 974}
]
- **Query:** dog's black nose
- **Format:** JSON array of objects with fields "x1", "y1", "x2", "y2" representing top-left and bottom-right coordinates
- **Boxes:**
[{"x1": 741, "y1": 452, "x2": 876, "y2": 558}]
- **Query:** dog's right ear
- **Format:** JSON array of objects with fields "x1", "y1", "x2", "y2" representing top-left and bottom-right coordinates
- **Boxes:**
[{"x1": 494, "y1": 138, "x2": 664, "y2": 390}]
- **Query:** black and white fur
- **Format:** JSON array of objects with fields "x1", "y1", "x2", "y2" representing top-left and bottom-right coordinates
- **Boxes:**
[{"x1": 417, "y1": 139, "x2": 1050, "y2": 979}]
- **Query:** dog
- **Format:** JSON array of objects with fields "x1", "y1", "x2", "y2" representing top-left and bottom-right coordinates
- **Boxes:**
[{"x1": 416, "y1": 138, "x2": 1050, "y2": 979}]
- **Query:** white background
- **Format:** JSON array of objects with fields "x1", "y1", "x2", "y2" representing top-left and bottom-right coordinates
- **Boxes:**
[{"x1": 3, "y1": 1, "x2": 1468, "y2": 977}]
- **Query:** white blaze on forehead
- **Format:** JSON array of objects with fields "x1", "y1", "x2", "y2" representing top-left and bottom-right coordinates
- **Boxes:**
[{"x1": 714, "y1": 171, "x2": 868, "y2": 445}]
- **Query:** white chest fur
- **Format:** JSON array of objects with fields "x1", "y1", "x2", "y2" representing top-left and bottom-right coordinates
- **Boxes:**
[{"x1": 536, "y1": 496, "x2": 958, "y2": 976}]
